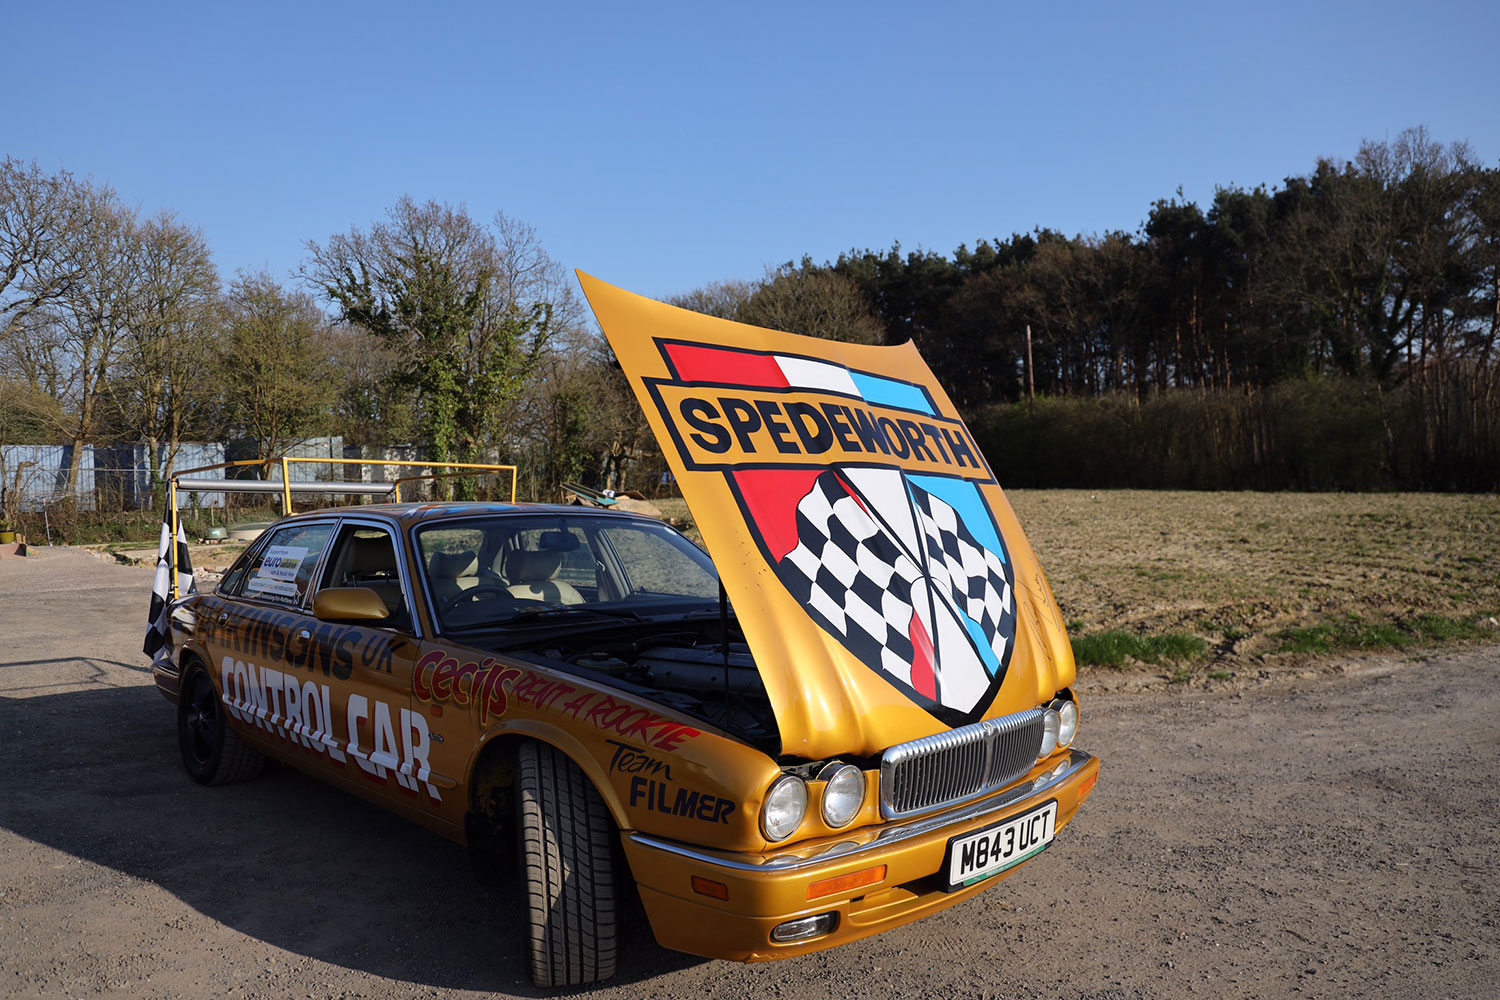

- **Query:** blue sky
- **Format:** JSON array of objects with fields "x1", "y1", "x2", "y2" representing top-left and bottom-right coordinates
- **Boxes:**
[{"x1": 6, "y1": 1, "x2": 1496, "y2": 303}]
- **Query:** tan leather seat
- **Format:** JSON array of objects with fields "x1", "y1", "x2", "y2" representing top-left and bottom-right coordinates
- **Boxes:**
[
  {"x1": 428, "y1": 550, "x2": 479, "y2": 605},
  {"x1": 503, "y1": 549, "x2": 583, "y2": 605}
]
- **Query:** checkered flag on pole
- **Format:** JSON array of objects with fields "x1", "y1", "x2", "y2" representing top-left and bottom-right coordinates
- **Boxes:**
[{"x1": 143, "y1": 500, "x2": 195, "y2": 662}]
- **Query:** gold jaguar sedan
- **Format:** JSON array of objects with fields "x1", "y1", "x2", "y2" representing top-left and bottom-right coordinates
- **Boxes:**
[{"x1": 150, "y1": 275, "x2": 1099, "y2": 987}]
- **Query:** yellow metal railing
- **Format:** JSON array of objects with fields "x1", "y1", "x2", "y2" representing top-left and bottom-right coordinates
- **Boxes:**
[
  {"x1": 271, "y1": 456, "x2": 517, "y2": 512},
  {"x1": 164, "y1": 457, "x2": 518, "y2": 599}
]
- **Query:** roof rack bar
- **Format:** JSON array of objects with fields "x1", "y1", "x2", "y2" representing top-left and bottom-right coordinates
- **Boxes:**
[
  {"x1": 165, "y1": 457, "x2": 518, "y2": 601},
  {"x1": 174, "y1": 478, "x2": 398, "y2": 495}
]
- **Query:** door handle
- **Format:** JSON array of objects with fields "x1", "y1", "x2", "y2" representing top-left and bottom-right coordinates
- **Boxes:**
[
  {"x1": 216, "y1": 613, "x2": 229, "y2": 627},
  {"x1": 287, "y1": 628, "x2": 312, "y2": 654}
]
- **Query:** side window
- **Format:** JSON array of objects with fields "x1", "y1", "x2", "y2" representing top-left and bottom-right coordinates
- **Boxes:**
[
  {"x1": 320, "y1": 524, "x2": 411, "y2": 628},
  {"x1": 599, "y1": 523, "x2": 718, "y2": 599},
  {"x1": 218, "y1": 545, "x2": 255, "y2": 596},
  {"x1": 240, "y1": 522, "x2": 335, "y2": 606}
]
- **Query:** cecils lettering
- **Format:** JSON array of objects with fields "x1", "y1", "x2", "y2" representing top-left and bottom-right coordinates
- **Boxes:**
[{"x1": 414, "y1": 660, "x2": 701, "y2": 751}]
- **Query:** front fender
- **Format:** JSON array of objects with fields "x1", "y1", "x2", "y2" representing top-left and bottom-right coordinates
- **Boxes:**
[{"x1": 461, "y1": 667, "x2": 782, "y2": 851}]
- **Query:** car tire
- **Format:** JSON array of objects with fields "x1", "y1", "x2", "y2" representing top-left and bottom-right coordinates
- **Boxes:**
[
  {"x1": 516, "y1": 740, "x2": 618, "y2": 987},
  {"x1": 177, "y1": 665, "x2": 266, "y2": 786}
]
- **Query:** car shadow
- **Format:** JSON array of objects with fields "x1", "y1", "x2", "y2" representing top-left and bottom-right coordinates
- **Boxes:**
[{"x1": 0, "y1": 681, "x2": 706, "y2": 995}]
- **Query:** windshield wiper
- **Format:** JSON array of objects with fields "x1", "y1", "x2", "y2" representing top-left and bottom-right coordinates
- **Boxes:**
[{"x1": 500, "y1": 604, "x2": 647, "y2": 624}]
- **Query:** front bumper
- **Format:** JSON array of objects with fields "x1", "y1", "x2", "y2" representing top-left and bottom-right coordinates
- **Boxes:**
[{"x1": 622, "y1": 746, "x2": 1100, "y2": 962}]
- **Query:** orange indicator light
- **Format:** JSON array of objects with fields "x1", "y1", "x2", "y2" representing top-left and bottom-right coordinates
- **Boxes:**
[
  {"x1": 1078, "y1": 771, "x2": 1099, "y2": 802},
  {"x1": 691, "y1": 876, "x2": 729, "y2": 900},
  {"x1": 807, "y1": 864, "x2": 886, "y2": 900}
]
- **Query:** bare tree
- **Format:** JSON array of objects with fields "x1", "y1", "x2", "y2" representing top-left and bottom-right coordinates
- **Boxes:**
[
  {"x1": 50, "y1": 188, "x2": 139, "y2": 491},
  {"x1": 738, "y1": 264, "x2": 884, "y2": 344},
  {"x1": 220, "y1": 273, "x2": 334, "y2": 474},
  {"x1": 665, "y1": 278, "x2": 755, "y2": 320},
  {"x1": 323, "y1": 322, "x2": 413, "y2": 447},
  {"x1": 108, "y1": 212, "x2": 221, "y2": 495},
  {"x1": 0, "y1": 158, "x2": 90, "y2": 345}
]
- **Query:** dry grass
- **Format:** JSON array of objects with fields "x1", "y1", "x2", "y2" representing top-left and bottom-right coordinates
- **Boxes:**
[
  {"x1": 660, "y1": 490, "x2": 1500, "y2": 664},
  {"x1": 81, "y1": 490, "x2": 1500, "y2": 666},
  {"x1": 1007, "y1": 490, "x2": 1500, "y2": 662}
]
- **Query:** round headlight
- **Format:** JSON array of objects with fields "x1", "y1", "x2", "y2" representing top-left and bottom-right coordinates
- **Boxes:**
[
  {"x1": 761, "y1": 774, "x2": 808, "y2": 842},
  {"x1": 1056, "y1": 699, "x2": 1078, "y2": 747},
  {"x1": 1039, "y1": 707, "x2": 1061, "y2": 758},
  {"x1": 818, "y1": 763, "x2": 864, "y2": 828}
]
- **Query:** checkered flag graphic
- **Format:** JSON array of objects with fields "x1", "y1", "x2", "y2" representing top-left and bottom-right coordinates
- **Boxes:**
[
  {"x1": 909, "y1": 484, "x2": 1016, "y2": 665},
  {"x1": 779, "y1": 473, "x2": 925, "y2": 682},
  {"x1": 143, "y1": 501, "x2": 195, "y2": 663},
  {"x1": 773, "y1": 470, "x2": 1018, "y2": 708}
]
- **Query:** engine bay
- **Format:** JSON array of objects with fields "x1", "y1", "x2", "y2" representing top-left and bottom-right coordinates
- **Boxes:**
[{"x1": 507, "y1": 621, "x2": 781, "y2": 751}]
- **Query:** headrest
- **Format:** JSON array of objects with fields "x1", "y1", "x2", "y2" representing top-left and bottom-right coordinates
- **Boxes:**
[
  {"x1": 505, "y1": 549, "x2": 563, "y2": 583},
  {"x1": 538, "y1": 530, "x2": 580, "y2": 551},
  {"x1": 349, "y1": 535, "x2": 396, "y2": 574},
  {"x1": 429, "y1": 550, "x2": 478, "y2": 579}
]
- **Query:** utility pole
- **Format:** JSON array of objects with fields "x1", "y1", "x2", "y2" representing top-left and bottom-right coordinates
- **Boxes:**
[{"x1": 1025, "y1": 324, "x2": 1036, "y2": 418}]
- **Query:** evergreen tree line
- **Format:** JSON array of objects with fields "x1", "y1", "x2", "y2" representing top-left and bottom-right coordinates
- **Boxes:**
[
  {"x1": 5, "y1": 126, "x2": 1497, "y2": 509},
  {"x1": 716, "y1": 127, "x2": 1498, "y2": 490}
]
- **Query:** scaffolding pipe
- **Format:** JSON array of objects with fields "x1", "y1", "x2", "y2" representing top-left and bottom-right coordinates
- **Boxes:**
[{"x1": 173, "y1": 478, "x2": 398, "y2": 495}]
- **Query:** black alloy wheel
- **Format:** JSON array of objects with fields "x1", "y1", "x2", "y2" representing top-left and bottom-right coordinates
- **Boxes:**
[{"x1": 177, "y1": 666, "x2": 266, "y2": 786}]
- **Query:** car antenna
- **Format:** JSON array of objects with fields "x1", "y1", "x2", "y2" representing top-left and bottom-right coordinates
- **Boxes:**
[{"x1": 718, "y1": 579, "x2": 732, "y2": 723}]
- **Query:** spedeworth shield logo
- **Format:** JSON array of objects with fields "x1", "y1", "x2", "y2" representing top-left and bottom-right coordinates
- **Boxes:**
[{"x1": 645, "y1": 340, "x2": 1017, "y2": 726}]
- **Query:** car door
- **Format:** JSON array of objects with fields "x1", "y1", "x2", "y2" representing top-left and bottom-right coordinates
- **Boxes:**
[
  {"x1": 303, "y1": 519, "x2": 431, "y2": 813},
  {"x1": 202, "y1": 518, "x2": 340, "y2": 767}
]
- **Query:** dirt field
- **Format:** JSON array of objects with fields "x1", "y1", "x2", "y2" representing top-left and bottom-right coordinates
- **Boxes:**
[
  {"x1": 661, "y1": 490, "x2": 1500, "y2": 682},
  {"x1": 101, "y1": 490, "x2": 1500, "y2": 665},
  {"x1": 2, "y1": 547, "x2": 1497, "y2": 999},
  {"x1": 1006, "y1": 489, "x2": 1500, "y2": 638}
]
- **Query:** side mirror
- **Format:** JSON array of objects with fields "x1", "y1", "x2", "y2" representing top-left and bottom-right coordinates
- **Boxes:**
[{"x1": 313, "y1": 587, "x2": 391, "y2": 623}]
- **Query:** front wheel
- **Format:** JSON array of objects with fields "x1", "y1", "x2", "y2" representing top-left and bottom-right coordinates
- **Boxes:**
[
  {"x1": 177, "y1": 666, "x2": 265, "y2": 785},
  {"x1": 516, "y1": 741, "x2": 619, "y2": 987}
]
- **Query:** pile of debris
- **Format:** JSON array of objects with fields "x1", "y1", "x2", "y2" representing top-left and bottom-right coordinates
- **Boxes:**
[{"x1": 560, "y1": 482, "x2": 663, "y2": 519}]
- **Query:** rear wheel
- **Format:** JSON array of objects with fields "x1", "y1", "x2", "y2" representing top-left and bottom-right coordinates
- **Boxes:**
[
  {"x1": 177, "y1": 666, "x2": 265, "y2": 785},
  {"x1": 516, "y1": 741, "x2": 618, "y2": 987}
]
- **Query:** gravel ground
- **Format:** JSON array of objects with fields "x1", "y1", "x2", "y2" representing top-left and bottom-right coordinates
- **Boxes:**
[{"x1": 1, "y1": 548, "x2": 1496, "y2": 999}]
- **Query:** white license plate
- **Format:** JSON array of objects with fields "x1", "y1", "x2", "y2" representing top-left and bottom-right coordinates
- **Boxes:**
[{"x1": 943, "y1": 800, "x2": 1058, "y2": 890}]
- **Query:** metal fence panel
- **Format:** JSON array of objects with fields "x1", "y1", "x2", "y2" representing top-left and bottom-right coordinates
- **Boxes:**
[{"x1": 0, "y1": 445, "x2": 97, "y2": 510}]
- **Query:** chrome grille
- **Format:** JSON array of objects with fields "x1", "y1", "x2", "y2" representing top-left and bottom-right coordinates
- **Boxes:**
[{"x1": 879, "y1": 708, "x2": 1046, "y2": 818}]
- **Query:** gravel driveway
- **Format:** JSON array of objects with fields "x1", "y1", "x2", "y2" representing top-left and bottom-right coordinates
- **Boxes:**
[{"x1": 1, "y1": 549, "x2": 1495, "y2": 999}]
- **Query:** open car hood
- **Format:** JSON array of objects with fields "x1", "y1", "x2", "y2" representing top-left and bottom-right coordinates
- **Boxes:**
[{"x1": 579, "y1": 273, "x2": 1075, "y2": 759}]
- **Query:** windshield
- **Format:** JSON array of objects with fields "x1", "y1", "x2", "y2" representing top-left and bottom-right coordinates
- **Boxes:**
[{"x1": 415, "y1": 513, "x2": 720, "y2": 631}]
